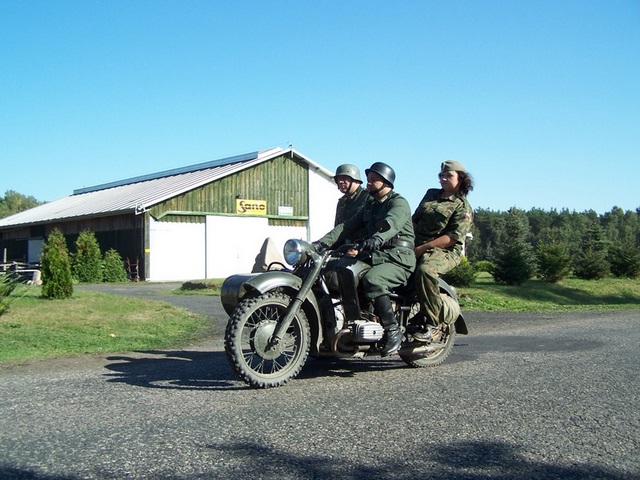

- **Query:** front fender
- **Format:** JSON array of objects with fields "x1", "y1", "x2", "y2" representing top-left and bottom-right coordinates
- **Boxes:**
[
  {"x1": 221, "y1": 271, "x2": 325, "y2": 354},
  {"x1": 221, "y1": 272, "x2": 303, "y2": 315}
]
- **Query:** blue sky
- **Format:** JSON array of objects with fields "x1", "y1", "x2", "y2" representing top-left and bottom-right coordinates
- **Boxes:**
[{"x1": 1, "y1": 0, "x2": 639, "y2": 214}]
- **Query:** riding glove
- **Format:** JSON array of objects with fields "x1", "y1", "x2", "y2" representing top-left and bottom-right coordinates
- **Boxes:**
[{"x1": 360, "y1": 236, "x2": 383, "y2": 252}]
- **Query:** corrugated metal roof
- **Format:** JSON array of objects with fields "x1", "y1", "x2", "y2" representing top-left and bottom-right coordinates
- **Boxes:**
[{"x1": 0, "y1": 147, "x2": 332, "y2": 228}]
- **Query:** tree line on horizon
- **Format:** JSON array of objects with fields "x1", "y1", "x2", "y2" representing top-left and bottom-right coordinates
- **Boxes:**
[
  {"x1": 0, "y1": 190, "x2": 44, "y2": 219},
  {"x1": 461, "y1": 205, "x2": 640, "y2": 285},
  {"x1": 2, "y1": 191, "x2": 639, "y2": 284}
]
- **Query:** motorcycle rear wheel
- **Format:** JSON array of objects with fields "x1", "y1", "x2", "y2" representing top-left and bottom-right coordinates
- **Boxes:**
[
  {"x1": 400, "y1": 323, "x2": 457, "y2": 368},
  {"x1": 225, "y1": 292, "x2": 311, "y2": 388}
]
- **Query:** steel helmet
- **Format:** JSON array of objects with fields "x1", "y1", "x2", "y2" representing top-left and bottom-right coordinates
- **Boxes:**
[
  {"x1": 333, "y1": 164, "x2": 363, "y2": 183},
  {"x1": 365, "y1": 162, "x2": 395, "y2": 188}
]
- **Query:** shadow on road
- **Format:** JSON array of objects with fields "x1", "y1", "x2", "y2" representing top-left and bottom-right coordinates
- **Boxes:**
[
  {"x1": 104, "y1": 350, "x2": 243, "y2": 391},
  {"x1": 102, "y1": 350, "x2": 459, "y2": 391},
  {"x1": 1, "y1": 437, "x2": 631, "y2": 480},
  {"x1": 193, "y1": 438, "x2": 631, "y2": 480}
]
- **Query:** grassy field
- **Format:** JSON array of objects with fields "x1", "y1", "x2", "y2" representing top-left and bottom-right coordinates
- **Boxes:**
[
  {"x1": 0, "y1": 286, "x2": 210, "y2": 363},
  {"x1": 1, "y1": 275, "x2": 639, "y2": 364},
  {"x1": 459, "y1": 273, "x2": 640, "y2": 311}
]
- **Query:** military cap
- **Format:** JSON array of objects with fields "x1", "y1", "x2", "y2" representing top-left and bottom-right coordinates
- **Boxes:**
[{"x1": 441, "y1": 160, "x2": 466, "y2": 173}]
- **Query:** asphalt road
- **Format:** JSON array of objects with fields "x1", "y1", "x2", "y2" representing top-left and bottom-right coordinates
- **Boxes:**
[{"x1": 1, "y1": 283, "x2": 638, "y2": 479}]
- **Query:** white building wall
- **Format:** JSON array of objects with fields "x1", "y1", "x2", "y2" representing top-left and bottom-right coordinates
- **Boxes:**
[
  {"x1": 146, "y1": 164, "x2": 341, "y2": 281},
  {"x1": 308, "y1": 169, "x2": 341, "y2": 240},
  {"x1": 148, "y1": 219, "x2": 206, "y2": 281},
  {"x1": 205, "y1": 216, "x2": 306, "y2": 278}
]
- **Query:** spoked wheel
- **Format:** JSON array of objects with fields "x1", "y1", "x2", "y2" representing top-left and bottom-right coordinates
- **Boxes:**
[
  {"x1": 225, "y1": 292, "x2": 310, "y2": 388},
  {"x1": 399, "y1": 322, "x2": 457, "y2": 368}
]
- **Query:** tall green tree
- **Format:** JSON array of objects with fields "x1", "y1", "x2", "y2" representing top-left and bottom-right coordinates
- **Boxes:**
[
  {"x1": 72, "y1": 230, "x2": 103, "y2": 283},
  {"x1": 41, "y1": 229, "x2": 74, "y2": 299},
  {"x1": 573, "y1": 222, "x2": 610, "y2": 280},
  {"x1": 0, "y1": 190, "x2": 44, "y2": 219},
  {"x1": 492, "y1": 208, "x2": 537, "y2": 285},
  {"x1": 470, "y1": 208, "x2": 505, "y2": 262}
]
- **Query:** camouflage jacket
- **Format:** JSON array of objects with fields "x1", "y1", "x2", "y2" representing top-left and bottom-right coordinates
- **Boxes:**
[{"x1": 412, "y1": 188, "x2": 473, "y2": 255}]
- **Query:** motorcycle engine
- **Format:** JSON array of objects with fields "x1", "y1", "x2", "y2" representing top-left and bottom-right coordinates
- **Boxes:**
[{"x1": 352, "y1": 320, "x2": 384, "y2": 342}]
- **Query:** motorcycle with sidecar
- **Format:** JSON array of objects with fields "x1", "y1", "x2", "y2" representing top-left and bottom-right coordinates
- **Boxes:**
[{"x1": 222, "y1": 237, "x2": 467, "y2": 388}]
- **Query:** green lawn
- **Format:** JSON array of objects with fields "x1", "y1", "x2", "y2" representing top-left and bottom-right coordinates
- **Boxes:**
[
  {"x1": 0, "y1": 286, "x2": 210, "y2": 363},
  {"x1": 458, "y1": 273, "x2": 640, "y2": 311}
]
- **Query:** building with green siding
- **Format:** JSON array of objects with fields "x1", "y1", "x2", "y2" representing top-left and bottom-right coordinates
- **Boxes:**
[{"x1": 0, "y1": 147, "x2": 341, "y2": 280}]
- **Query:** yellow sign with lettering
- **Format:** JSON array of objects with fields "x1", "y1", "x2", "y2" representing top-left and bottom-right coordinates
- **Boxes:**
[{"x1": 236, "y1": 199, "x2": 267, "y2": 215}]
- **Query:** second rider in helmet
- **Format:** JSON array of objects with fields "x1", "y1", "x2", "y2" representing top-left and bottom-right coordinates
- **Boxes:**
[{"x1": 333, "y1": 163, "x2": 369, "y2": 224}]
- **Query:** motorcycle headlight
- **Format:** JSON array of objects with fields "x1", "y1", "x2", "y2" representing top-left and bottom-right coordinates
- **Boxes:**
[{"x1": 283, "y1": 239, "x2": 307, "y2": 266}]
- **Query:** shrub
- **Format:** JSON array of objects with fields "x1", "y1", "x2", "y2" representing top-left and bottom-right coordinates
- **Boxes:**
[
  {"x1": 573, "y1": 252, "x2": 610, "y2": 280},
  {"x1": 0, "y1": 274, "x2": 19, "y2": 316},
  {"x1": 41, "y1": 228, "x2": 74, "y2": 299},
  {"x1": 608, "y1": 244, "x2": 640, "y2": 279},
  {"x1": 537, "y1": 241, "x2": 572, "y2": 283},
  {"x1": 474, "y1": 260, "x2": 495, "y2": 274},
  {"x1": 441, "y1": 257, "x2": 477, "y2": 287},
  {"x1": 103, "y1": 248, "x2": 128, "y2": 282},
  {"x1": 72, "y1": 230, "x2": 103, "y2": 283}
]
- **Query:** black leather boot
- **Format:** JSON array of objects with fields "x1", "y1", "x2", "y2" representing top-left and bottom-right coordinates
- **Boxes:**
[{"x1": 374, "y1": 295, "x2": 403, "y2": 357}]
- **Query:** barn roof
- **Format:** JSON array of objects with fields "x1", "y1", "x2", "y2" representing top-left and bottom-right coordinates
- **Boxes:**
[{"x1": 0, "y1": 147, "x2": 332, "y2": 228}]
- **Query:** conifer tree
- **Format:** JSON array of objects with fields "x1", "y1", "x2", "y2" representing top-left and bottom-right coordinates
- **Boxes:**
[
  {"x1": 537, "y1": 241, "x2": 572, "y2": 283},
  {"x1": 608, "y1": 243, "x2": 640, "y2": 279},
  {"x1": 72, "y1": 230, "x2": 103, "y2": 283},
  {"x1": 573, "y1": 222, "x2": 610, "y2": 280},
  {"x1": 103, "y1": 248, "x2": 128, "y2": 282},
  {"x1": 492, "y1": 208, "x2": 537, "y2": 285},
  {"x1": 41, "y1": 228, "x2": 73, "y2": 299}
]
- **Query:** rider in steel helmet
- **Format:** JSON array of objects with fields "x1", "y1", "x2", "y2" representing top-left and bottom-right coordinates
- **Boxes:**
[
  {"x1": 365, "y1": 162, "x2": 395, "y2": 188},
  {"x1": 333, "y1": 163, "x2": 368, "y2": 228},
  {"x1": 333, "y1": 164, "x2": 363, "y2": 184}
]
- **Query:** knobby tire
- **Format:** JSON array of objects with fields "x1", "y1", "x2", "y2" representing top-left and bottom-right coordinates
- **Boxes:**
[{"x1": 225, "y1": 292, "x2": 311, "y2": 388}]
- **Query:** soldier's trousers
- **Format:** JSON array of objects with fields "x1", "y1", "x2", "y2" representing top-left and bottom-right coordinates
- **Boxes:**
[
  {"x1": 361, "y1": 261, "x2": 412, "y2": 300},
  {"x1": 415, "y1": 249, "x2": 461, "y2": 326}
]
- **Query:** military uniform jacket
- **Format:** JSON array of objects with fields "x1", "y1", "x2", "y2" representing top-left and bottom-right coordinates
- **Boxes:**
[
  {"x1": 334, "y1": 186, "x2": 369, "y2": 226},
  {"x1": 412, "y1": 188, "x2": 473, "y2": 256},
  {"x1": 320, "y1": 191, "x2": 416, "y2": 271}
]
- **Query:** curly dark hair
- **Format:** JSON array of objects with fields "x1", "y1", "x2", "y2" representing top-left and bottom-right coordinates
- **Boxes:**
[{"x1": 457, "y1": 171, "x2": 474, "y2": 197}]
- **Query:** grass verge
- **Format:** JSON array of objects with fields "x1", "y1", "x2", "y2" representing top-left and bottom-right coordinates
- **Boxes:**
[
  {"x1": 459, "y1": 273, "x2": 640, "y2": 311},
  {"x1": 0, "y1": 286, "x2": 210, "y2": 363}
]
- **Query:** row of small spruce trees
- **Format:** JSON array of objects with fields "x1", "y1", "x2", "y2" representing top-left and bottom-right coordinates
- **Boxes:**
[{"x1": 40, "y1": 228, "x2": 128, "y2": 300}]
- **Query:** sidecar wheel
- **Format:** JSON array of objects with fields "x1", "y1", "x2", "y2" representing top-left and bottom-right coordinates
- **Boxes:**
[
  {"x1": 225, "y1": 292, "x2": 311, "y2": 388},
  {"x1": 400, "y1": 323, "x2": 457, "y2": 368}
]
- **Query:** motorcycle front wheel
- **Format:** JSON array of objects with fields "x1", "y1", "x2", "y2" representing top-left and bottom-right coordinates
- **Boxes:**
[
  {"x1": 225, "y1": 292, "x2": 311, "y2": 388},
  {"x1": 400, "y1": 323, "x2": 457, "y2": 368}
]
